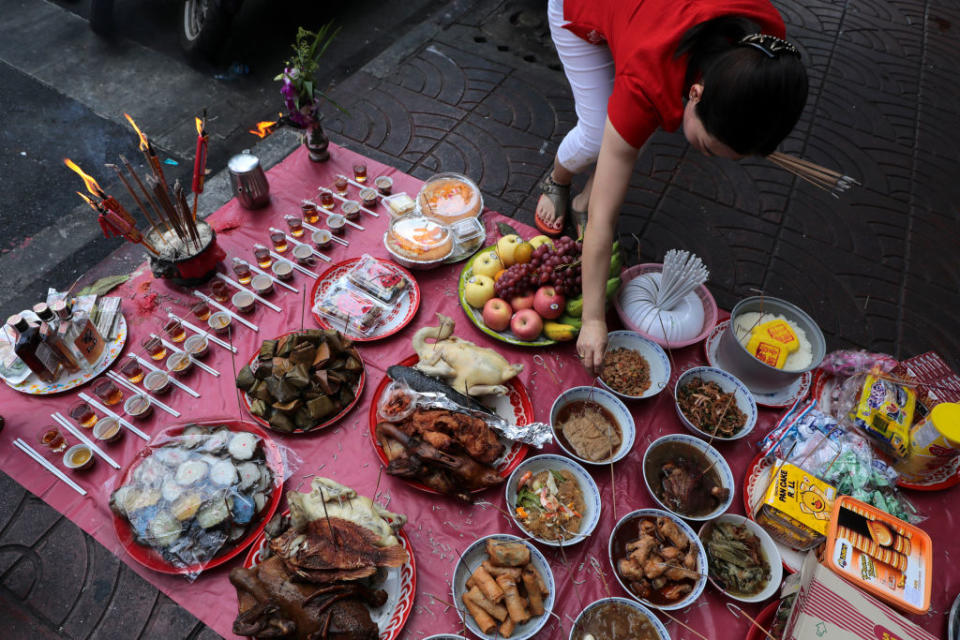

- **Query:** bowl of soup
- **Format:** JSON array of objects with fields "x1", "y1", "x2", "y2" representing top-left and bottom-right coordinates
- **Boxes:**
[
  {"x1": 549, "y1": 386, "x2": 635, "y2": 465},
  {"x1": 642, "y1": 434, "x2": 734, "y2": 521},
  {"x1": 569, "y1": 597, "x2": 669, "y2": 640}
]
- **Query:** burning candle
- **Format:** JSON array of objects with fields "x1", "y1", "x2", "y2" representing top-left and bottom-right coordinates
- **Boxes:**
[
  {"x1": 253, "y1": 243, "x2": 272, "y2": 268},
  {"x1": 285, "y1": 214, "x2": 305, "y2": 237}
]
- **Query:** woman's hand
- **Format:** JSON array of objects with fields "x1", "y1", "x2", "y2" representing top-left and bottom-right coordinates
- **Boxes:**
[{"x1": 577, "y1": 319, "x2": 608, "y2": 377}]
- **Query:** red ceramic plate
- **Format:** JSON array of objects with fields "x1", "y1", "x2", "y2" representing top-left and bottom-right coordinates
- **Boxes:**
[
  {"x1": 240, "y1": 331, "x2": 365, "y2": 435},
  {"x1": 310, "y1": 257, "x2": 420, "y2": 342},
  {"x1": 746, "y1": 599, "x2": 781, "y2": 640},
  {"x1": 242, "y1": 510, "x2": 416, "y2": 640},
  {"x1": 112, "y1": 419, "x2": 284, "y2": 576},
  {"x1": 369, "y1": 354, "x2": 531, "y2": 495}
]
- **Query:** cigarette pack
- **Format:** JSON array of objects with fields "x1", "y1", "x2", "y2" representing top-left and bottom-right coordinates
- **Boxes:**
[{"x1": 782, "y1": 552, "x2": 937, "y2": 640}]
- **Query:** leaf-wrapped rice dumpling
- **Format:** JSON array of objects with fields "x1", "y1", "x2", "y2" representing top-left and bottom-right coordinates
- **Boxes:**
[
  {"x1": 248, "y1": 398, "x2": 269, "y2": 418},
  {"x1": 306, "y1": 396, "x2": 336, "y2": 420},
  {"x1": 284, "y1": 364, "x2": 311, "y2": 389},
  {"x1": 268, "y1": 412, "x2": 296, "y2": 432},
  {"x1": 236, "y1": 365, "x2": 255, "y2": 392},
  {"x1": 258, "y1": 340, "x2": 277, "y2": 361}
]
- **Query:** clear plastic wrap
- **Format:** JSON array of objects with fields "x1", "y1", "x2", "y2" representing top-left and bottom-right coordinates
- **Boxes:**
[
  {"x1": 346, "y1": 254, "x2": 410, "y2": 303},
  {"x1": 819, "y1": 349, "x2": 898, "y2": 377},
  {"x1": 312, "y1": 277, "x2": 386, "y2": 336}
]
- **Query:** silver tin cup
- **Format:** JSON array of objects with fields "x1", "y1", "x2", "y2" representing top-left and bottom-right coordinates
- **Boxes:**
[{"x1": 228, "y1": 149, "x2": 270, "y2": 209}]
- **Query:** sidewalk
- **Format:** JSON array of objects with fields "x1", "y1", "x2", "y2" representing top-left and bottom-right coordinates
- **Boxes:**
[{"x1": 2, "y1": 0, "x2": 958, "y2": 637}]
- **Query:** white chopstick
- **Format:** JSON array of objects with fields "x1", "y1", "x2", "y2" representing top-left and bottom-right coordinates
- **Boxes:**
[
  {"x1": 78, "y1": 392, "x2": 150, "y2": 441},
  {"x1": 213, "y1": 274, "x2": 282, "y2": 313},
  {"x1": 269, "y1": 228, "x2": 332, "y2": 263},
  {"x1": 301, "y1": 221, "x2": 349, "y2": 247},
  {"x1": 237, "y1": 259, "x2": 298, "y2": 292},
  {"x1": 316, "y1": 189, "x2": 366, "y2": 229},
  {"x1": 128, "y1": 354, "x2": 200, "y2": 398},
  {"x1": 150, "y1": 334, "x2": 220, "y2": 377},
  {"x1": 326, "y1": 181, "x2": 380, "y2": 218},
  {"x1": 106, "y1": 371, "x2": 181, "y2": 417},
  {"x1": 168, "y1": 313, "x2": 237, "y2": 353},
  {"x1": 193, "y1": 291, "x2": 258, "y2": 331},
  {"x1": 270, "y1": 251, "x2": 317, "y2": 278},
  {"x1": 13, "y1": 439, "x2": 87, "y2": 496},
  {"x1": 52, "y1": 413, "x2": 120, "y2": 469}
]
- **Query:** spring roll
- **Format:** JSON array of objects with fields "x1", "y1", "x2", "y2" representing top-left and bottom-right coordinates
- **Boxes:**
[
  {"x1": 462, "y1": 592, "x2": 497, "y2": 634},
  {"x1": 471, "y1": 566, "x2": 504, "y2": 603},
  {"x1": 522, "y1": 566, "x2": 544, "y2": 616},
  {"x1": 486, "y1": 540, "x2": 530, "y2": 567},
  {"x1": 500, "y1": 617, "x2": 516, "y2": 638},
  {"x1": 467, "y1": 586, "x2": 508, "y2": 622},
  {"x1": 466, "y1": 576, "x2": 476, "y2": 590},
  {"x1": 496, "y1": 573, "x2": 530, "y2": 624},
  {"x1": 482, "y1": 560, "x2": 522, "y2": 579}
]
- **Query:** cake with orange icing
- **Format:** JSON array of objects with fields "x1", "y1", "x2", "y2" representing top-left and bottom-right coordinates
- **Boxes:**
[{"x1": 385, "y1": 216, "x2": 453, "y2": 263}]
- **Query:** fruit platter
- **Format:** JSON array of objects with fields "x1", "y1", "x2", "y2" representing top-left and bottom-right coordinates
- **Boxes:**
[{"x1": 458, "y1": 231, "x2": 622, "y2": 346}]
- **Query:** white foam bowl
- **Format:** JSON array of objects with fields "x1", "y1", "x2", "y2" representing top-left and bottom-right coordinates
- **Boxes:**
[
  {"x1": 642, "y1": 433, "x2": 735, "y2": 521},
  {"x1": 698, "y1": 514, "x2": 783, "y2": 603},
  {"x1": 599, "y1": 330, "x2": 671, "y2": 400},
  {"x1": 549, "y1": 386, "x2": 635, "y2": 465},
  {"x1": 673, "y1": 366, "x2": 757, "y2": 441},
  {"x1": 505, "y1": 454, "x2": 601, "y2": 546}
]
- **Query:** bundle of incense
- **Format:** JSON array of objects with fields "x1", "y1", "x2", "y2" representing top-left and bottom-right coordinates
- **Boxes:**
[{"x1": 766, "y1": 152, "x2": 859, "y2": 197}]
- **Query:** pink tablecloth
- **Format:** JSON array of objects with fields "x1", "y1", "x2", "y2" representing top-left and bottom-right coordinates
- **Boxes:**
[{"x1": 1, "y1": 144, "x2": 956, "y2": 639}]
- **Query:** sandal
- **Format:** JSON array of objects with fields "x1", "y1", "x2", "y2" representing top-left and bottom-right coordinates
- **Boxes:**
[{"x1": 534, "y1": 175, "x2": 570, "y2": 237}]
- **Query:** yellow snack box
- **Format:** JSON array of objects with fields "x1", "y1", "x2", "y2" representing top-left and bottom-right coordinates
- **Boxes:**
[
  {"x1": 746, "y1": 319, "x2": 799, "y2": 369},
  {"x1": 852, "y1": 374, "x2": 915, "y2": 459},
  {"x1": 754, "y1": 460, "x2": 837, "y2": 551}
]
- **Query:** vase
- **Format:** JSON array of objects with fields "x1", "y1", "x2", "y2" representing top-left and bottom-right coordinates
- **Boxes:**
[{"x1": 304, "y1": 121, "x2": 330, "y2": 162}]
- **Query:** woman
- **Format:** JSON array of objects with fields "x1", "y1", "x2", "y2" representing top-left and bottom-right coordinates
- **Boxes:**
[{"x1": 535, "y1": 0, "x2": 809, "y2": 374}]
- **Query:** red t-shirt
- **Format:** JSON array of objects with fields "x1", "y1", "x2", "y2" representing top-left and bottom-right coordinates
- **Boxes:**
[{"x1": 563, "y1": 0, "x2": 786, "y2": 148}]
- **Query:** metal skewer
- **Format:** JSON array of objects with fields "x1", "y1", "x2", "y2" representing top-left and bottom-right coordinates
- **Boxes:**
[
  {"x1": 52, "y1": 413, "x2": 120, "y2": 469},
  {"x1": 270, "y1": 251, "x2": 317, "y2": 278},
  {"x1": 127, "y1": 354, "x2": 200, "y2": 398},
  {"x1": 213, "y1": 273, "x2": 282, "y2": 312},
  {"x1": 150, "y1": 334, "x2": 220, "y2": 377},
  {"x1": 167, "y1": 312, "x2": 237, "y2": 353},
  {"x1": 106, "y1": 371, "x2": 181, "y2": 417},
  {"x1": 13, "y1": 439, "x2": 87, "y2": 496},
  {"x1": 301, "y1": 221, "x2": 349, "y2": 247},
  {"x1": 315, "y1": 189, "x2": 366, "y2": 229},
  {"x1": 236, "y1": 258, "x2": 298, "y2": 292},
  {"x1": 78, "y1": 392, "x2": 150, "y2": 441},
  {"x1": 193, "y1": 291, "x2": 259, "y2": 331}
]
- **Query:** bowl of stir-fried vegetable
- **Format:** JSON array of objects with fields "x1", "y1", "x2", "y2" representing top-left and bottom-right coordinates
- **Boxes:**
[
  {"x1": 673, "y1": 366, "x2": 757, "y2": 441},
  {"x1": 505, "y1": 454, "x2": 601, "y2": 547},
  {"x1": 698, "y1": 514, "x2": 782, "y2": 603}
]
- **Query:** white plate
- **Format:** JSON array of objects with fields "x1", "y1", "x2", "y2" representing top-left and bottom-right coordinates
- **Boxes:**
[
  {"x1": 705, "y1": 320, "x2": 811, "y2": 408},
  {"x1": 505, "y1": 454, "x2": 601, "y2": 546},
  {"x1": 452, "y1": 534, "x2": 555, "y2": 640}
]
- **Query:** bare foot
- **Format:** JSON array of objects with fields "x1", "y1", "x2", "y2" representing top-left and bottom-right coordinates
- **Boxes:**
[{"x1": 536, "y1": 192, "x2": 561, "y2": 227}]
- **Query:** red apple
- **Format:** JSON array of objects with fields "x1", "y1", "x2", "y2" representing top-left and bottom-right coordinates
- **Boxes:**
[
  {"x1": 510, "y1": 292, "x2": 535, "y2": 310},
  {"x1": 482, "y1": 298, "x2": 513, "y2": 332},
  {"x1": 511, "y1": 309, "x2": 543, "y2": 341},
  {"x1": 533, "y1": 286, "x2": 565, "y2": 320}
]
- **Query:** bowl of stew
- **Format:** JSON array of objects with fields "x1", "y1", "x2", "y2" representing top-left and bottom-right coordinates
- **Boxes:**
[{"x1": 569, "y1": 597, "x2": 670, "y2": 640}]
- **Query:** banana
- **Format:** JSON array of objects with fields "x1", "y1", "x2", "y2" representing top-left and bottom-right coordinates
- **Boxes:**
[
  {"x1": 608, "y1": 251, "x2": 623, "y2": 278},
  {"x1": 565, "y1": 296, "x2": 584, "y2": 317},
  {"x1": 605, "y1": 276, "x2": 622, "y2": 300},
  {"x1": 557, "y1": 315, "x2": 583, "y2": 331},
  {"x1": 544, "y1": 321, "x2": 578, "y2": 341}
]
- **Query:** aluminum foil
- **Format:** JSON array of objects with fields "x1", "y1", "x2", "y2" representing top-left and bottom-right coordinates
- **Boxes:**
[{"x1": 413, "y1": 392, "x2": 553, "y2": 447}]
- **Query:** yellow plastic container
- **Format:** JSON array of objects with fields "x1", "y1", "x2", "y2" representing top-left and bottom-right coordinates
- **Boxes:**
[
  {"x1": 824, "y1": 496, "x2": 932, "y2": 615},
  {"x1": 895, "y1": 402, "x2": 960, "y2": 483},
  {"x1": 852, "y1": 374, "x2": 915, "y2": 459},
  {"x1": 754, "y1": 460, "x2": 837, "y2": 551}
]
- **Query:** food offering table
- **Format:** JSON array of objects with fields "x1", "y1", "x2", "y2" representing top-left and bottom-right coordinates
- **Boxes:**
[{"x1": 0, "y1": 144, "x2": 957, "y2": 639}]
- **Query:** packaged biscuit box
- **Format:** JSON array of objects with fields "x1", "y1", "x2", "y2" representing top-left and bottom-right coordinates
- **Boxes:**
[
  {"x1": 852, "y1": 374, "x2": 916, "y2": 459},
  {"x1": 823, "y1": 496, "x2": 932, "y2": 615},
  {"x1": 754, "y1": 460, "x2": 837, "y2": 551}
]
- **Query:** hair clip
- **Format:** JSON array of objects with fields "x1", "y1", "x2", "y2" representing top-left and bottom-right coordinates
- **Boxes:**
[{"x1": 738, "y1": 33, "x2": 801, "y2": 59}]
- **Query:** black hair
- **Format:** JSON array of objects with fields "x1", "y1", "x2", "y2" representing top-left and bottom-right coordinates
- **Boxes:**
[{"x1": 676, "y1": 17, "x2": 809, "y2": 156}]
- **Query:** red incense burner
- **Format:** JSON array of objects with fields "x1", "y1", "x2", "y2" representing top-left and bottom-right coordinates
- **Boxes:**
[{"x1": 147, "y1": 220, "x2": 225, "y2": 286}]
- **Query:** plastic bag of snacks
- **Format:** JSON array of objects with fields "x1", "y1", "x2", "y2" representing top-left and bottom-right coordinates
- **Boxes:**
[
  {"x1": 313, "y1": 277, "x2": 385, "y2": 337},
  {"x1": 346, "y1": 254, "x2": 409, "y2": 304},
  {"x1": 819, "y1": 349, "x2": 898, "y2": 377}
]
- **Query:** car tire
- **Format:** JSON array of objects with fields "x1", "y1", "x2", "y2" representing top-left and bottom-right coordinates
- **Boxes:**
[{"x1": 179, "y1": 0, "x2": 231, "y2": 61}]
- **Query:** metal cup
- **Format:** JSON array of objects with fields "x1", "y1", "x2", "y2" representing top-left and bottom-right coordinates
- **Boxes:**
[{"x1": 228, "y1": 149, "x2": 270, "y2": 209}]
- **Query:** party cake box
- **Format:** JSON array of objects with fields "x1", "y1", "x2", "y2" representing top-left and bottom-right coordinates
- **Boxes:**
[
  {"x1": 754, "y1": 460, "x2": 837, "y2": 551},
  {"x1": 823, "y1": 496, "x2": 932, "y2": 615}
]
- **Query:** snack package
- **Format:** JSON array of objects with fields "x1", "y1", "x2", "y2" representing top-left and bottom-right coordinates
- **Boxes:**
[
  {"x1": 754, "y1": 460, "x2": 837, "y2": 551},
  {"x1": 346, "y1": 254, "x2": 409, "y2": 303},
  {"x1": 313, "y1": 278, "x2": 385, "y2": 337},
  {"x1": 746, "y1": 319, "x2": 800, "y2": 369},
  {"x1": 824, "y1": 496, "x2": 932, "y2": 615},
  {"x1": 851, "y1": 374, "x2": 916, "y2": 459},
  {"x1": 819, "y1": 349, "x2": 898, "y2": 377}
]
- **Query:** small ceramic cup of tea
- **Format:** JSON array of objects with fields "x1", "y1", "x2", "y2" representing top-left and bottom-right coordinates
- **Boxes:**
[
  {"x1": 208, "y1": 311, "x2": 231, "y2": 334},
  {"x1": 64, "y1": 444, "x2": 95, "y2": 471},
  {"x1": 124, "y1": 393, "x2": 153, "y2": 420},
  {"x1": 272, "y1": 260, "x2": 294, "y2": 281},
  {"x1": 184, "y1": 334, "x2": 209, "y2": 359},
  {"x1": 93, "y1": 416, "x2": 123, "y2": 443},
  {"x1": 143, "y1": 370, "x2": 171, "y2": 395},
  {"x1": 232, "y1": 291, "x2": 256, "y2": 313},
  {"x1": 251, "y1": 274, "x2": 274, "y2": 296}
]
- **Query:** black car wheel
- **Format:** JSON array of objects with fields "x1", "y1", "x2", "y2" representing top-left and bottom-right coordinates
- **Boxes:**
[{"x1": 179, "y1": 0, "x2": 232, "y2": 60}]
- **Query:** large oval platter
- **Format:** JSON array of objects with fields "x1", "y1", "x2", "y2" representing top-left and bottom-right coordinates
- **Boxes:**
[
  {"x1": 369, "y1": 354, "x2": 531, "y2": 495},
  {"x1": 112, "y1": 419, "x2": 284, "y2": 575},
  {"x1": 458, "y1": 248, "x2": 556, "y2": 347},
  {"x1": 243, "y1": 510, "x2": 416, "y2": 640},
  {"x1": 241, "y1": 331, "x2": 365, "y2": 435},
  {"x1": 310, "y1": 257, "x2": 420, "y2": 342},
  {"x1": 3, "y1": 313, "x2": 128, "y2": 395}
]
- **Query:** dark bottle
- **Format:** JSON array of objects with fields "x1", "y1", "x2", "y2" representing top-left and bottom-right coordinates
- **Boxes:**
[
  {"x1": 6, "y1": 314, "x2": 59, "y2": 382},
  {"x1": 33, "y1": 303, "x2": 82, "y2": 373}
]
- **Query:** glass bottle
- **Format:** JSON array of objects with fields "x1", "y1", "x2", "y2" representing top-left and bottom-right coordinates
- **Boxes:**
[
  {"x1": 6, "y1": 314, "x2": 58, "y2": 382},
  {"x1": 52, "y1": 300, "x2": 105, "y2": 366},
  {"x1": 34, "y1": 303, "x2": 83, "y2": 373}
]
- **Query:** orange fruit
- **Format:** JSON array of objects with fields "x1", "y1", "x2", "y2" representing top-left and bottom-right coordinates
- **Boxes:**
[
  {"x1": 513, "y1": 242, "x2": 534, "y2": 264},
  {"x1": 494, "y1": 269, "x2": 507, "y2": 282}
]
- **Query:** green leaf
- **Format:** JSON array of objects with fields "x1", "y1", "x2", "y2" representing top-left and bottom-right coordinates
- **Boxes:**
[
  {"x1": 75, "y1": 274, "x2": 130, "y2": 297},
  {"x1": 496, "y1": 222, "x2": 518, "y2": 237},
  {"x1": 550, "y1": 469, "x2": 566, "y2": 484},
  {"x1": 303, "y1": 80, "x2": 314, "y2": 100}
]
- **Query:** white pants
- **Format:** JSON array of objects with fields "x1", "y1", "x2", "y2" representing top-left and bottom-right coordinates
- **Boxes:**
[{"x1": 548, "y1": 0, "x2": 616, "y2": 173}]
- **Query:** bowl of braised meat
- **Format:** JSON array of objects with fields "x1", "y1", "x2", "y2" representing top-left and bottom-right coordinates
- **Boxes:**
[
  {"x1": 609, "y1": 509, "x2": 708, "y2": 611},
  {"x1": 642, "y1": 434, "x2": 734, "y2": 521},
  {"x1": 673, "y1": 366, "x2": 756, "y2": 441}
]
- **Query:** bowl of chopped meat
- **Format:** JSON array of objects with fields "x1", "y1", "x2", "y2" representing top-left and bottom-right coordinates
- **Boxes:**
[
  {"x1": 673, "y1": 366, "x2": 757, "y2": 441},
  {"x1": 599, "y1": 331, "x2": 671, "y2": 400}
]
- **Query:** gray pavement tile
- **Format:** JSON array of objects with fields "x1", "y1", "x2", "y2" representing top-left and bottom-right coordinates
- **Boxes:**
[
  {"x1": 86, "y1": 566, "x2": 160, "y2": 640},
  {"x1": 23, "y1": 519, "x2": 93, "y2": 626},
  {"x1": 0, "y1": 590, "x2": 65, "y2": 640},
  {"x1": 137, "y1": 595, "x2": 204, "y2": 640},
  {"x1": 60, "y1": 540, "x2": 124, "y2": 640}
]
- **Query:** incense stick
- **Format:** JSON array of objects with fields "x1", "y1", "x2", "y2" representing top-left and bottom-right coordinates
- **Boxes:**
[
  {"x1": 120, "y1": 154, "x2": 170, "y2": 236},
  {"x1": 107, "y1": 163, "x2": 162, "y2": 237},
  {"x1": 727, "y1": 602, "x2": 778, "y2": 640},
  {"x1": 658, "y1": 610, "x2": 710, "y2": 640},
  {"x1": 228, "y1": 325, "x2": 243, "y2": 421},
  {"x1": 766, "y1": 152, "x2": 859, "y2": 197}
]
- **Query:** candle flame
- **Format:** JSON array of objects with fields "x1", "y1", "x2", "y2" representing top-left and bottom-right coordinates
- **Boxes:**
[
  {"x1": 195, "y1": 117, "x2": 204, "y2": 136},
  {"x1": 249, "y1": 121, "x2": 277, "y2": 138},
  {"x1": 76, "y1": 192, "x2": 100, "y2": 211},
  {"x1": 63, "y1": 158, "x2": 105, "y2": 198},
  {"x1": 124, "y1": 112, "x2": 150, "y2": 151}
]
